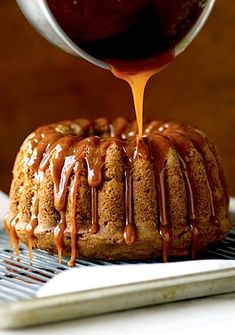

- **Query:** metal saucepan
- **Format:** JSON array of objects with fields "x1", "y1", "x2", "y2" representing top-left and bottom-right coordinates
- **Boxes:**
[{"x1": 16, "y1": 0, "x2": 216, "y2": 70}]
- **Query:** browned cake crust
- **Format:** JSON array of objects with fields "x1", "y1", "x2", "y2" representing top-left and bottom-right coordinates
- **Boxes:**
[{"x1": 6, "y1": 118, "x2": 232, "y2": 265}]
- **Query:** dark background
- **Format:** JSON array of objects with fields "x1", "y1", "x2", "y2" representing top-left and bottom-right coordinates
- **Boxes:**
[{"x1": 0, "y1": 1, "x2": 234, "y2": 195}]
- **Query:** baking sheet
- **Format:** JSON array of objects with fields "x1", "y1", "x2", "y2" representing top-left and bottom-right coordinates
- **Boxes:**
[{"x1": 0, "y1": 204, "x2": 234, "y2": 329}]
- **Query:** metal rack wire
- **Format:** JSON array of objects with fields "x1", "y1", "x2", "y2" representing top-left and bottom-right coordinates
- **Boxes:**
[{"x1": 0, "y1": 214, "x2": 234, "y2": 302}]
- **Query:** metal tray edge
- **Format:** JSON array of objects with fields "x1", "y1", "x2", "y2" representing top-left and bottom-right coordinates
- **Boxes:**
[{"x1": 0, "y1": 267, "x2": 235, "y2": 329}]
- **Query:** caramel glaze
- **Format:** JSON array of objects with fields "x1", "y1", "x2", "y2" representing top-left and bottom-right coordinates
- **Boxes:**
[
  {"x1": 6, "y1": 119, "x2": 225, "y2": 265},
  {"x1": 8, "y1": 216, "x2": 20, "y2": 257}
]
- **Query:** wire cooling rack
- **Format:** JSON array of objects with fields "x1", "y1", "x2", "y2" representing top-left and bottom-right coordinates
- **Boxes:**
[{"x1": 0, "y1": 213, "x2": 234, "y2": 303}]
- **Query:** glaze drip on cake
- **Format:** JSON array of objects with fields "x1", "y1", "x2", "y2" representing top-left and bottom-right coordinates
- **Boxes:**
[{"x1": 6, "y1": 118, "x2": 232, "y2": 264}]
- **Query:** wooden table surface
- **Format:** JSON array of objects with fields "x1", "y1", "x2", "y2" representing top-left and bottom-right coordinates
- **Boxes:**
[{"x1": 0, "y1": 1, "x2": 234, "y2": 195}]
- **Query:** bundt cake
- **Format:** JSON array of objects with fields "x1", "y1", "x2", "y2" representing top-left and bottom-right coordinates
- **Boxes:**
[{"x1": 5, "y1": 118, "x2": 232, "y2": 266}]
